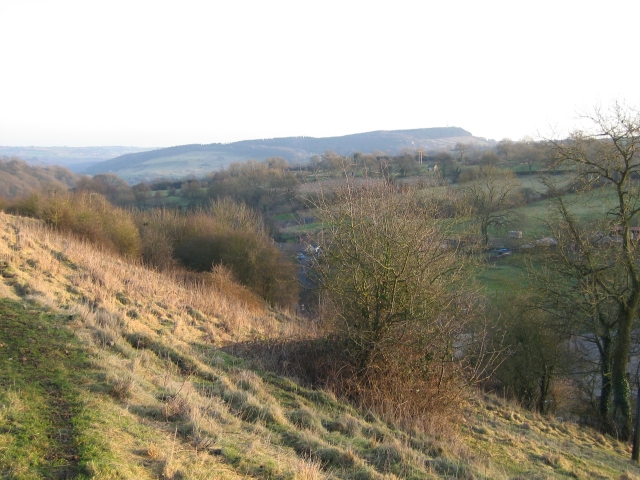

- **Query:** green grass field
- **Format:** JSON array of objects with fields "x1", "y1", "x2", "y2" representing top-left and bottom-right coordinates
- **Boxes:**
[
  {"x1": 0, "y1": 298, "x2": 114, "y2": 478},
  {"x1": 506, "y1": 186, "x2": 619, "y2": 239},
  {"x1": 110, "y1": 151, "x2": 250, "y2": 183}
]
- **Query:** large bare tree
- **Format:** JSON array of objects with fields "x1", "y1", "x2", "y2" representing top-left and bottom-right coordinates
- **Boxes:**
[{"x1": 545, "y1": 102, "x2": 640, "y2": 438}]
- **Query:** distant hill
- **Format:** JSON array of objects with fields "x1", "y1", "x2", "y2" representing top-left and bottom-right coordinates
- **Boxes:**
[
  {"x1": 86, "y1": 127, "x2": 491, "y2": 182},
  {"x1": 0, "y1": 146, "x2": 155, "y2": 173},
  {"x1": 0, "y1": 157, "x2": 80, "y2": 198}
]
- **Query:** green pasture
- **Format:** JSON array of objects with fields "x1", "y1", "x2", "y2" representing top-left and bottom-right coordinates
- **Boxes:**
[
  {"x1": 507, "y1": 187, "x2": 619, "y2": 239},
  {"x1": 112, "y1": 150, "x2": 249, "y2": 182},
  {"x1": 475, "y1": 256, "x2": 528, "y2": 296}
]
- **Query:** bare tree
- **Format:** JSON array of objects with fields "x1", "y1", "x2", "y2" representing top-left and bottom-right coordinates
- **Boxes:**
[
  {"x1": 545, "y1": 102, "x2": 640, "y2": 438},
  {"x1": 529, "y1": 185, "x2": 619, "y2": 427},
  {"x1": 497, "y1": 138, "x2": 514, "y2": 164},
  {"x1": 434, "y1": 151, "x2": 456, "y2": 181},
  {"x1": 463, "y1": 167, "x2": 522, "y2": 246},
  {"x1": 453, "y1": 142, "x2": 469, "y2": 163}
]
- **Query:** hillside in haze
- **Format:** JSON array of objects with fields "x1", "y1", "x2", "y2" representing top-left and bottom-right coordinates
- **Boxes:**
[
  {"x1": 85, "y1": 127, "x2": 490, "y2": 182},
  {"x1": 0, "y1": 157, "x2": 80, "y2": 198}
]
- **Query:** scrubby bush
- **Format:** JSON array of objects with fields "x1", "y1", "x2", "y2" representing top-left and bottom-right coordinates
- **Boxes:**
[
  {"x1": 135, "y1": 200, "x2": 299, "y2": 308},
  {"x1": 6, "y1": 190, "x2": 141, "y2": 257},
  {"x1": 301, "y1": 178, "x2": 485, "y2": 428}
]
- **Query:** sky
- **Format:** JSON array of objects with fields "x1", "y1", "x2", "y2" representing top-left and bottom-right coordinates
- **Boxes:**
[{"x1": 1, "y1": 0, "x2": 639, "y2": 148}]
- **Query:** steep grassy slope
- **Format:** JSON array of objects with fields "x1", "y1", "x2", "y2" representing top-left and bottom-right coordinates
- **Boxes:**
[{"x1": 0, "y1": 213, "x2": 638, "y2": 479}]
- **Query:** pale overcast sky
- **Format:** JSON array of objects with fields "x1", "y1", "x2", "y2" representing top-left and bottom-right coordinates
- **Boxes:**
[{"x1": 1, "y1": 0, "x2": 638, "y2": 147}]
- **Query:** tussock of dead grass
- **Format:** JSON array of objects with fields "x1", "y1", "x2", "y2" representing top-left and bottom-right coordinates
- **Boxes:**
[
  {"x1": 292, "y1": 455, "x2": 327, "y2": 480},
  {"x1": 108, "y1": 373, "x2": 135, "y2": 400},
  {"x1": 541, "y1": 451, "x2": 568, "y2": 469},
  {"x1": 236, "y1": 369, "x2": 263, "y2": 394},
  {"x1": 289, "y1": 405, "x2": 325, "y2": 432},
  {"x1": 620, "y1": 472, "x2": 640, "y2": 480},
  {"x1": 324, "y1": 412, "x2": 362, "y2": 437}
]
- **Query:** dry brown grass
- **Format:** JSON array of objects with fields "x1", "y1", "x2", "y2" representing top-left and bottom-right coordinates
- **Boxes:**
[
  {"x1": 292, "y1": 455, "x2": 327, "y2": 480},
  {"x1": 0, "y1": 212, "x2": 311, "y2": 345}
]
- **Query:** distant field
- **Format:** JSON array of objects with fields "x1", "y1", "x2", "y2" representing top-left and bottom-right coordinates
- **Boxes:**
[
  {"x1": 475, "y1": 255, "x2": 529, "y2": 296},
  {"x1": 282, "y1": 171, "x2": 611, "y2": 246},
  {"x1": 109, "y1": 151, "x2": 250, "y2": 182},
  {"x1": 507, "y1": 187, "x2": 618, "y2": 239}
]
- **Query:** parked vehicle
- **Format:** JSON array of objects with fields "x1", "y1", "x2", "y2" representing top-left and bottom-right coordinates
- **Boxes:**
[{"x1": 491, "y1": 247, "x2": 512, "y2": 257}]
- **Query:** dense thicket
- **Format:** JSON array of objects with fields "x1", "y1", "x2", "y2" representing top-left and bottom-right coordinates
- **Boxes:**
[
  {"x1": 2, "y1": 187, "x2": 298, "y2": 308},
  {"x1": 134, "y1": 200, "x2": 298, "y2": 308}
]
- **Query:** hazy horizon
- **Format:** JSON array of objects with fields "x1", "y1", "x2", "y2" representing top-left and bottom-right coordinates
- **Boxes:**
[
  {"x1": 0, "y1": 126, "x2": 478, "y2": 150},
  {"x1": 2, "y1": 1, "x2": 639, "y2": 148}
]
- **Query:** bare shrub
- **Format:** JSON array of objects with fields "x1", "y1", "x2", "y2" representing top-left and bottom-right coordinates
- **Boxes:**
[
  {"x1": 109, "y1": 375, "x2": 134, "y2": 400},
  {"x1": 287, "y1": 178, "x2": 487, "y2": 429},
  {"x1": 6, "y1": 190, "x2": 141, "y2": 258},
  {"x1": 162, "y1": 394, "x2": 192, "y2": 421}
]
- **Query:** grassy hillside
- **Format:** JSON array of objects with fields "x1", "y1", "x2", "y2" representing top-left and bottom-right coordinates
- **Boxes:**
[{"x1": 0, "y1": 213, "x2": 638, "y2": 479}]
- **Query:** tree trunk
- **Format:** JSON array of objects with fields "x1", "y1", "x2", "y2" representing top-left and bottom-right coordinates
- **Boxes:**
[
  {"x1": 599, "y1": 334, "x2": 613, "y2": 424},
  {"x1": 612, "y1": 305, "x2": 635, "y2": 438},
  {"x1": 633, "y1": 381, "x2": 640, "y2": 462},
  {"x1": 537, "y1": 364, "x2": 554, "y2": 414},
  {"x1": 481, "y1": 220, "x2": 489, "y2": 247}
]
